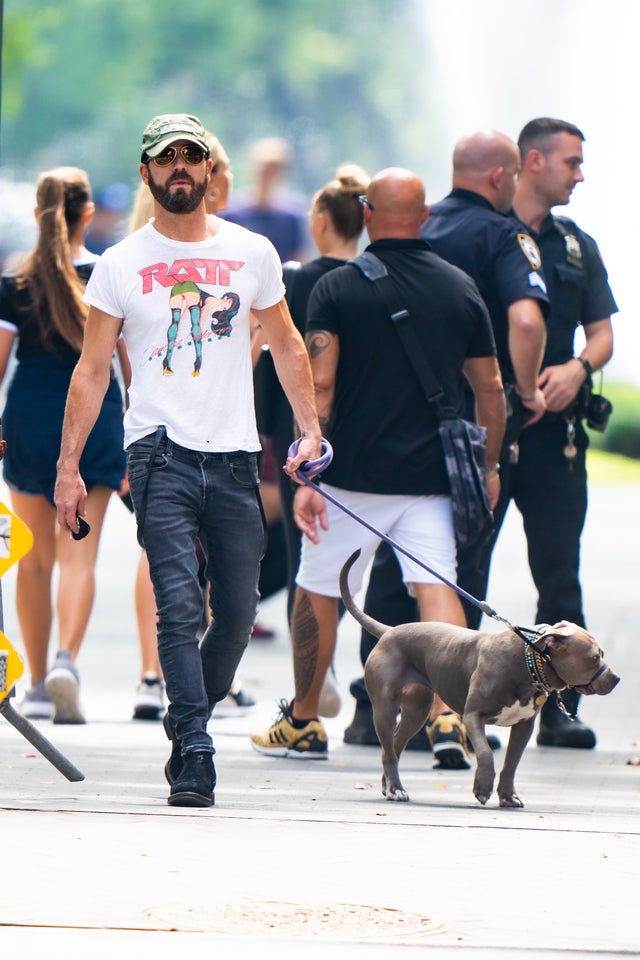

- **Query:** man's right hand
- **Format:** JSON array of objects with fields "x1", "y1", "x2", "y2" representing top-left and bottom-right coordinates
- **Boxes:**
[
  {"x1": 519, "y1": 385, "x2": 547, "y2": 426},
  {"x1": 485, "y1": 471, "x2": 501, "y2": 511},
  {"x1": 54, "y1": 467, "x2": 88, "y2": 537}
]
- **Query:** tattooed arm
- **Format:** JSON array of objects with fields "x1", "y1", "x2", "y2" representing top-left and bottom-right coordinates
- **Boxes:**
[
  {"x1": 304, "y1": 328, "x2": 339, "y2": 433},
  {"x1": 290, "y1": 328, "x2": 340, "y2": 543}
]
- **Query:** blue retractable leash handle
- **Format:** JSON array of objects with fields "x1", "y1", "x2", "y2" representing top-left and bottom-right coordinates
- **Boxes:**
[{"x1": 288, "y1": 437, "x2": 498, "y2": 621}]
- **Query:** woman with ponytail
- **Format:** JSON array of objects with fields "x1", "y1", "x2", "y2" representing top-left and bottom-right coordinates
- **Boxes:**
[
  {"x1": 249, "y1": 164, "x2": 370, "y2": 720},
  {"x1": 0, "y1": 167, "x2": 125, "y2": 723}
]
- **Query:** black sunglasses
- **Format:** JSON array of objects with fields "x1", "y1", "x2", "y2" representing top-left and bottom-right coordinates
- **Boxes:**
[{"x1": 149, "y1": 144, "x2": 209, "y2": 167}]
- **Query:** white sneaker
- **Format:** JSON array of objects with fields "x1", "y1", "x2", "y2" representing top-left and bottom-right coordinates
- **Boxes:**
[
  {"x1": 133, "y1": 674, "x2": 165, "y2": 720},
  {"x1": 45, "y1": 654, "x2": 86, "y2": 724},
  {"x1": 319, "y1": 665, "x2": 341, "y2": 718},
  {"x1": 19, "y1": 680, "x2": 54, "y2": 721},
  {"x1": 213, "y1": 687, "x2": 257, "y2": 718}
]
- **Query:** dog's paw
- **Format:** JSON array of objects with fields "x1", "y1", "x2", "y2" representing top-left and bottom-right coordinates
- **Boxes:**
[
  {"x1": 499, "y1": 793, "x2": 524, "y2": 808},
  {"x1": 473, "y1": 774, "x2": 494, "y2": 806},
  {"x1": 386, "y1": 787, "x2": 410, "y2": 802}
]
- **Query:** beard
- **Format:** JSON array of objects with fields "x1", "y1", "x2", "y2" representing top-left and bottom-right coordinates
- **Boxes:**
[{"x1": 147, "y1": 166, "x2": 209, "y2": 214}]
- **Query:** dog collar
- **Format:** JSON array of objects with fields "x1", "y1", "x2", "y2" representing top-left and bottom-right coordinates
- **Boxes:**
[{"x1": 524, "y1": 646, "x2": 552, "y2": 696}]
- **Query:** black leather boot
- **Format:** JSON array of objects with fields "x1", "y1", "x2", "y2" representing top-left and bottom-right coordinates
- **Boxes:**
[
  {"x1": 162, "y1": 711, "x2": 183, "y2": 785},
  {"x1": 343, "y1": 698, "x2": 434, "y2": 751},
  {"x1": 168, "y1": 751, "x2": 216, "y2": 807},
  {"x1": 537, "y1": 689, "x2": 596, "y2": 749},
  {"x1": 343, "y1": 701, "x2": 379, "y2": 745}
]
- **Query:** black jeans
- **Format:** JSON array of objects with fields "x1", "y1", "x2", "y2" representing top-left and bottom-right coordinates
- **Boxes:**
[{"x1": 127, "y1": 429, "x2": 264, "y2": 755}]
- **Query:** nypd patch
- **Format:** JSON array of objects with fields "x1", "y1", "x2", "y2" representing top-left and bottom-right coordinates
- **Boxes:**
[
  {"x1": 517, "y1": 233, "x2": 542, "y2": 270},
  {"x1": 564, "y1": 233, "x2": 582, "y2": 268}
]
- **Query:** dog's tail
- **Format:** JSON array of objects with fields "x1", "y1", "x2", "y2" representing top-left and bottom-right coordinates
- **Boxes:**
[{"x1": 339, "y1": 550, "x2": 390, "y2": 640}]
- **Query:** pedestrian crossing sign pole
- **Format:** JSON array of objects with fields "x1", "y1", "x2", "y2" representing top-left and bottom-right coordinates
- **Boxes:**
[
  {"x1": 0, "y1": 501, "x2": 32, "y2": 702},
  {"x1": 0, "y1": 501, "x2": 33, "y2": 580},
  {"x1": 0, "y1": 499, "x2": 84, "y2": 782}
]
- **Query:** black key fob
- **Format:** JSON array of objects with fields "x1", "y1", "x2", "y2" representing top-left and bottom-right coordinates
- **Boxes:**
[{"x1": 71, "y1": 514, "x2": 91, "y2": 541}]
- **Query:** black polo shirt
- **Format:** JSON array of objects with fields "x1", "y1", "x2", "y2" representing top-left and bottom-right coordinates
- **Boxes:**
[
  {"x1": 532, "y1": 215, "x2": 618, "y2": 368},
  {"x1": 306, "y1": 237, "x2": 496, "y2": 495},
  {"x1": 422, "y1": 189, "x2": 549, "y2": 383}
]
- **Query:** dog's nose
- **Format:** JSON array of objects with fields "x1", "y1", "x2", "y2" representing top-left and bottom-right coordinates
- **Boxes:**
[{"x1": 598, "y1": 669, "x2": 620, "y2": 695}]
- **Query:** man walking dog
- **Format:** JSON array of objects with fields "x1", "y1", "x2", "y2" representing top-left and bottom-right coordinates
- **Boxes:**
[
  {"x1": 344, "y1": 129, "x2": 549, "y2": 752},
  {"x1": 54, "y1": 113, "x2": 322, "y2": 807},
  {"x1": 251, "y1": 167, "x2": 505, "y2": 764}
]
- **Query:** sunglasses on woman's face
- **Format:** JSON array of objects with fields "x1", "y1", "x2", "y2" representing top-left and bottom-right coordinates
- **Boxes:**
[{"x1": 150, "y1": 144, "x2": 208, "y2": 167}]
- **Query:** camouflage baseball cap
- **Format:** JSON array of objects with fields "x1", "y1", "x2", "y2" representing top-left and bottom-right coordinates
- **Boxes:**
[{"x1": 140, "y1": 114, "x2": 209, "y2": 160}]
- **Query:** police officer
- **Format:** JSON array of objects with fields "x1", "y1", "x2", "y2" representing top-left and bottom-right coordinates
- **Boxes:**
[
  {"x1": 344, "y1": 130, "x2": 550, "y2": 753},
  {"x1": 509, "y1": 117, "x2": 617, "y2": 748}
]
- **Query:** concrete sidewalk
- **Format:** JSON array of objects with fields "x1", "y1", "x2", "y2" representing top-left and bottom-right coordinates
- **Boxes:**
[{"x1": 0, "y1": 481, "x2": 638, "y2": 957}]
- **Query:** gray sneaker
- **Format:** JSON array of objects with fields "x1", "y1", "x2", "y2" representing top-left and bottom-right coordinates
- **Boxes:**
[
  {"x1": 133, "y1": 675, "x2": 165, "y2": 721},
  {"x1": 214, "y1": 687, "x2": 257, "y2": 718},
  {"x1": 19, "y1": 679, "x2": 54, "y2": 721},
  {"x1": 319, "y1": 664, "x2": 341, "y2": 718},
  {"x1": 45, "y1": 653, "x2": 86, "y2": 724}
]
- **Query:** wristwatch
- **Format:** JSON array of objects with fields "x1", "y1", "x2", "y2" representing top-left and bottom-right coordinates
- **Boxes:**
[{"x1": 576, "y1": 355, "x2": 594, "y2": 377}]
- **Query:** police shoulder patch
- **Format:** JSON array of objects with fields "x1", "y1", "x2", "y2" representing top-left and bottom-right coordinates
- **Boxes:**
[{"x1": 517, "y1": 233, "x2": 542, "y2": 270}]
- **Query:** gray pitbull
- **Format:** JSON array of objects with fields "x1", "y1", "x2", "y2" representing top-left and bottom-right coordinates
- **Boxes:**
[{"x1": 339, "y1": 550, "x2": 619, "y2": 808}]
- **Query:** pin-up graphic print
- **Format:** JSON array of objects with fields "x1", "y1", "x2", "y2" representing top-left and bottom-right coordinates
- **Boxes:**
[{"x1": 163, "y1": 283, "x2": 241, "y2": 377}]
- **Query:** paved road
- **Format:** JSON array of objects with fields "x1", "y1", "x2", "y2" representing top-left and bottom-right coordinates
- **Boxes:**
[{"x1": 0, "y1": 479, "x2": 638, "y2": 958}]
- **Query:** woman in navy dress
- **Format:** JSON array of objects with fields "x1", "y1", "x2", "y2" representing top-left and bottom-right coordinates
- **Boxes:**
[{"x1": 0, "y1": 166, "x2": 125, "y2": 723}]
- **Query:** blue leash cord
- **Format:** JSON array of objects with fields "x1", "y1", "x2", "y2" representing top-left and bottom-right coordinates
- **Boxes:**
[
  {"x1": 289, "y1": 438, "x2": 498, "y2": 621},
  {"x1": 289, "y1": 440, "x2": 561, "y2": 671}
]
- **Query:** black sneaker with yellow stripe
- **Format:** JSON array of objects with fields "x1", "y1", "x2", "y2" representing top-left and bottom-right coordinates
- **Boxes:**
[
  {"x1": 426, "y1": 711, "x2": 471, "y2": 770},
  {"x1": 250, "y1": 699, "x2": 328, "y2": 759}
]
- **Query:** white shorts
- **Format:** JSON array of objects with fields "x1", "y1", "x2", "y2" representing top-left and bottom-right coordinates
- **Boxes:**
[{"x1": 296, "y1": 483, "x2": 457, "y2": 598}]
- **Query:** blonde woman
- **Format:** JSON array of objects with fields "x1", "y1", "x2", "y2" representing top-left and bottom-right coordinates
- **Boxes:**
[
  {"x1": 251, "y1": 163, "x2": 370, "y2": 719},
  {"x1": 0, "y1": 167, "x2": 125, "y2": 722},
  {"x1": 256, "y1": 164, "x2": 370, "y2": 622}
]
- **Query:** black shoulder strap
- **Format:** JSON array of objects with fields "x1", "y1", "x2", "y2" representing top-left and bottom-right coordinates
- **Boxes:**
[{"x1": 351, "y1": 252, "x2": 453, "y2": 419}]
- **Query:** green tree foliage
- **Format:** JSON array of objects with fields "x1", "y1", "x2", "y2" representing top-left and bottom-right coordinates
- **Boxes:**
[{"x1": 2, "y1": 0, "x2": 439, "y2": 195}]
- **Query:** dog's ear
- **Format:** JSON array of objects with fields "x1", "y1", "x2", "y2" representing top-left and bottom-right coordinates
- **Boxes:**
[{"x1": 536, "y1": 622, "x2": 573, "y2": 652}]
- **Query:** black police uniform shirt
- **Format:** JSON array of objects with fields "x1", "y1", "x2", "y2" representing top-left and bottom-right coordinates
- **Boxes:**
[
  {"x1": 422, "y1": 189, "x2": 549, "y2": 384},
  {"x1": 526, "y1": 215, "x2": 618, "y2": 369},
  {"x1": 305, "y1": 237, "x2": 496, "y2": 497}
]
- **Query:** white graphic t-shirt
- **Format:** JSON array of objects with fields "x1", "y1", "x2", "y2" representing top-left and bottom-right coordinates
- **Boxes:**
[{"x1": 84, "y1": 218, "x2": 284, "y2": 452}]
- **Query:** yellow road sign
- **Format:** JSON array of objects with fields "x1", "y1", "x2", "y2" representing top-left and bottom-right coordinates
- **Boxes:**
[
  {"x1": 0, "y1": 501, "x2": 33, "y2": 577},
  {"x1": 0, "y1": 631, "x2": 24, "y2": 702}
]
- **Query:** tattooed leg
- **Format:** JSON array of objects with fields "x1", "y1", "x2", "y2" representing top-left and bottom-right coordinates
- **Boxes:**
[{"x1": 290, "y1": 587, "x2": 339, "y2": 720}]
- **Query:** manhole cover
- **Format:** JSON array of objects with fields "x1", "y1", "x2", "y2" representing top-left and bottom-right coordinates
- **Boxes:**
[{"x1": 149, "y1": 900, "x2": 450, "y2": 941}]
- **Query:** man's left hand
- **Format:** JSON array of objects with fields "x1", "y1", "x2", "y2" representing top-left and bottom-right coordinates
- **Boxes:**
[
  {"x1": 538, "y1": 361, "x2": 585, "y2": 413},
  {"x1": 284, "y1": 435, "x2": 322, "y2": 479}
]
